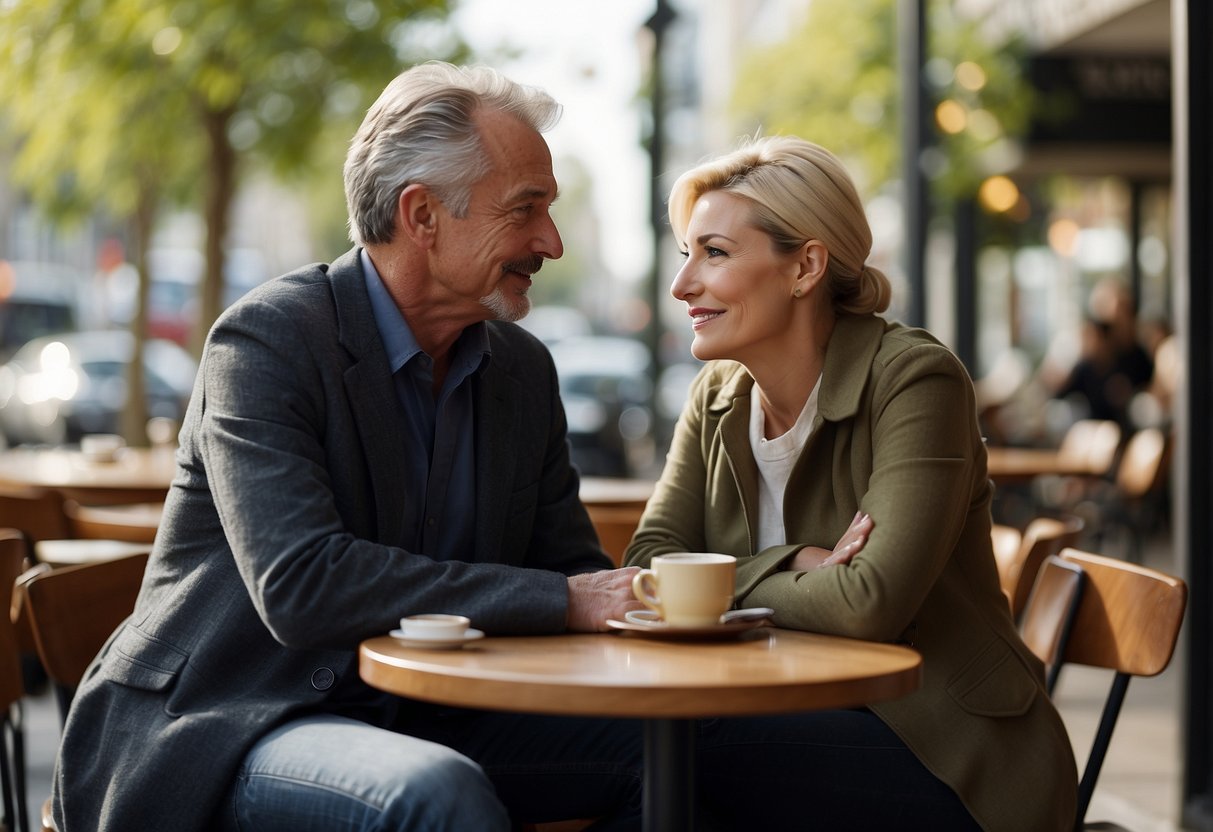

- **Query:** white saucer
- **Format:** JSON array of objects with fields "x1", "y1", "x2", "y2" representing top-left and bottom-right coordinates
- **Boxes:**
[
  {"x1": 388, "y1": 628, "x2": 485, "y2": 649},
  {"x1": 607, "y1": 608, "x2": 774, "y2": 640}
]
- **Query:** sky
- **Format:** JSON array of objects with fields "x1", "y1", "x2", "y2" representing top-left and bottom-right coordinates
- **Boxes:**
[{"x1": 451, "y1": 0, "x2": 660, "y2": 284}]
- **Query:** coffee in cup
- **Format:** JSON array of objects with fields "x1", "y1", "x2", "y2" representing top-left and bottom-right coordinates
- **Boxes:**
[{"x1": 631, "y1": 553, "x2": 737, "y2": 626}]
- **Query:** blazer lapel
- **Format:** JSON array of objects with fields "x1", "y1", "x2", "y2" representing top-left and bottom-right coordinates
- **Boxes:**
[
  {"x1": 329, "y1": 248, "x2": 410, "y2": 546},
  {"x1": 473, "y1": 327, "x2": 516, "y2": 563}
]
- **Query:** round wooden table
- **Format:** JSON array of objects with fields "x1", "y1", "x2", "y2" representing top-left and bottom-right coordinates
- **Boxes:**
[
  {"x1": 360, "y1": 628, "x2": 922, "y2": 831},
  {"x1": 0, "y1": 446, "x2": 176, "y2": 504}
]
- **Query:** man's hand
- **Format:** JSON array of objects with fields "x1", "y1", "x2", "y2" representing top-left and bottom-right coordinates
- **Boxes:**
[{"x1": 566, "y1": 567, "x2": 645, "y2": 632}]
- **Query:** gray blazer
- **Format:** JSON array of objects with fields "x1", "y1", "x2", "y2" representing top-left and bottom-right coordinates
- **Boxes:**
[{"x1": 52, "y1": 248, "x2": 610, "y2": 831}]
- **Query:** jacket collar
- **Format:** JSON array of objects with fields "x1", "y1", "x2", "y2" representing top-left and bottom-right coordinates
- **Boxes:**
[{"x1": 706, "y1": 314, "x2": 888, "y2": 423}]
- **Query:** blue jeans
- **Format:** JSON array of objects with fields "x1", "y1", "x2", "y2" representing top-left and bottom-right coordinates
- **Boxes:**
[
  {"x1": 221, "y1": 708, "x2": 976, "y2": 831},
  {"x1": 217, "y1": 714, "x2": 511, "y2": 832}
]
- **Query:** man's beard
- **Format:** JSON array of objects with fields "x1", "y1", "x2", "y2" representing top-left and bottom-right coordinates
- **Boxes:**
[
  {"x1": 480, "y1": 255, "x2": 543, "y2": 322},
  {"x1": 480, "y1": 284, "x2": 531, "y2": 322}
]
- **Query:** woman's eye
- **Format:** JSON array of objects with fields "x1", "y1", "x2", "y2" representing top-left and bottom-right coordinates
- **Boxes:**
[{"x1": 705, "y1": 246, "x2": 726, "y2": 258}]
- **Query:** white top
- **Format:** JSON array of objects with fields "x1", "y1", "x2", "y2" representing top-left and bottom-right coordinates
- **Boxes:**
[{"x1": 749, "y1": 376, "x2": 821, "y2": 551}]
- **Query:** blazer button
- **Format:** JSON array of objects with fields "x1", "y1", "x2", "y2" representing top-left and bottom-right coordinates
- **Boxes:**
[{"x1": 310, "y1": 667, "x2": 336, "y2": 691}]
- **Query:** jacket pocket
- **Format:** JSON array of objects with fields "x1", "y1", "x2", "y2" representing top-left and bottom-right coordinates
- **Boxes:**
[
  {"x1": 104, "y1": 624, "x2": 188, "y2": 692},
  {"x1": 946, "y1": 637, "x2": 1038, "y2": 717}
]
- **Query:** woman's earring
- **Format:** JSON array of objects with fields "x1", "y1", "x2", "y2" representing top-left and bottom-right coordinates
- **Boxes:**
[{"x1": 793, "y1": 288, "x2": 803, "y2": 298}]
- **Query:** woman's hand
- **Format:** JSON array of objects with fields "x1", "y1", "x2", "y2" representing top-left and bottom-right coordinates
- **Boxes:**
[{"x1": 786, "y1": 511, "x2": 873, "y2": 572}]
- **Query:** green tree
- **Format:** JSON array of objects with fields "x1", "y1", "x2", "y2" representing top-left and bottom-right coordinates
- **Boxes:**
[
  {"x1": 1, "y1": 0, "x2": 463, "y2": 443},
  {"x1": 728, "y1": 0, "x2": 1031, "y2": 202},
  {"x1": 2, "y1": 0, "x2": 464, "y2": 356}
]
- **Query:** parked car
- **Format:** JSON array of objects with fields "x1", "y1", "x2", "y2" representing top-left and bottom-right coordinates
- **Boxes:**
[
  {"x1": 0, "y1": 330, "x2": 197, "y2": 445},
  {"x1": 0, "y1": 260, "x2": 82, "y2": 363},
  {"x1": 550, "y1": 335, "x2": 654, "y2": 477}
]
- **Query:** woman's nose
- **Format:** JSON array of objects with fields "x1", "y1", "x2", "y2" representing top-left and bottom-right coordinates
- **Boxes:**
[{"x1": 670, "y1": 260, "x2": 696, "y2": 300}]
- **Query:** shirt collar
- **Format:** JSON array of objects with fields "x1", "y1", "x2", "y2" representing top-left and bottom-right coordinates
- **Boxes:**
[{"x1": 360, "y1": 248, "x2": 491, "y2": 375}]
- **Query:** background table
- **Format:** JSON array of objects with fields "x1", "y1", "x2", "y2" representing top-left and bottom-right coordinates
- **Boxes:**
[
  {"x1": 0, "y1": 446, "x2": 176, "y2": 504},
  {"x1": 578, "y1": 476, "x2": 655, "y2": 510},
  {"x1": 360, "y1": 628, "x2": 922, "y2": 831},
  {"x1": 985, "y1": 446, "x2": 1095, "y2": 484}
]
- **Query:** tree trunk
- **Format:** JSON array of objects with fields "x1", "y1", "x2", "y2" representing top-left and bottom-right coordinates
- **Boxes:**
[
  {"x1": 121, "y1": 182, "x2": 156, "y2": 447},
  {"x1": 195, "y1": 106, "x2": 237, "y2": 358}
]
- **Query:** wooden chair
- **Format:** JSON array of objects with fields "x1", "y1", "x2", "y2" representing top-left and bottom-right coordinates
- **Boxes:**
[
  {"x1": 1018, "y1": 554, "x2": 1086, "y2": 695},
  {"x1": 585, "y1": 504, "x2": 644, "y2": 567},
  {"x1": 0, "y1": 488, "x2": 71, "y2": 549},
  {"x1": 989, "y1": 524, "x2": 1022, "y2": 609},
  {"x1": 1092, "y1": 427, "x2": 1170, "y2": 561},
  {"x1": 1049, "y1": 548, "x2": 1187, "y2": 827},
  {"x1": 1056, "y1": 419, "x2": 1122, "y2": 477},
  {"x1": 994, "y1": 515, "x2": 1085, "y2": 620},
  {"x1": 19, "y1": 551, "x2": 149, "y2": 724},
  {"x1": 0, "y1": 530, "x2": 30, "y2": 832},
  {"x1": 62, "y1": 501, "x2": 162, "y2": 545}
]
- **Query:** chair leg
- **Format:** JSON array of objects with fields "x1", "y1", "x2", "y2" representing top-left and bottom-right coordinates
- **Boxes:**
[
  {"x1": 11, "y1": 704, "x2": 27, "y2": 832},
  {"x1": 1076, "y1": 673, "x2": 1132, "y2": 829},
  {"x1": 0, "y1": 724, "x2": 13, "y2": 832},
  {"x1": 0, "y1": 703, "x2": 29, "y2": 832}
]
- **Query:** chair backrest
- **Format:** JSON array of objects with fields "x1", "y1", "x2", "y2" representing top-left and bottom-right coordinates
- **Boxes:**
[
  {"x1": 1057, "y1": 419, "x2": 1122, "y2": 476},
  {"x1": 22, "y1": 551, "x2": 149, "y2": 720},
  {"x1": 1000, "y1": 515, "x2": 1085, "y2": 620},
  {"x1": 63, "y1": 500, "x2": 162, "y2": 544},
  {"x1": 0, "y1": 529, "x2": 27, "y2": 710},
  {"x1": 1054, "y1": 547, "x2": 1187, "y2": 824},
  {"x1": 990, "y1": 524, "x2": 1022, "y2": 610},
  {"x1": 585, "y1": 504, "x2": 644, "y2": 567},
  {"x1": 0, "y1": 528, "x2": 31, "y2": 832},
  {"x1": 1114, "y1": 427, "x2": 1168, "y2": 499},
  {"x1": 0, "y1": 487, "x2": 71, "y2": 546},
  {"x1": 1018, "y1": 555, "x2": 1085, "y2": 695}
]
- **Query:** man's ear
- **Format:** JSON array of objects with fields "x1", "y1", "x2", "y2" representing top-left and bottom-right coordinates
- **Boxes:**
[{"x1": 397, "y1": 184, "x2": 438, "y2": 248}]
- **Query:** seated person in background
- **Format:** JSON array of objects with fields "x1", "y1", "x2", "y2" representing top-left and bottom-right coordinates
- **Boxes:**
[
  {"x1": 1053, "y1": 278, "x2": 1153, "y2": 430},
  {"x1": 52, "y1": 62, "x2": 647, "y2": 832},
  {"x1": 626, "y1": 135, "x2": 1077, "y2": 831}
]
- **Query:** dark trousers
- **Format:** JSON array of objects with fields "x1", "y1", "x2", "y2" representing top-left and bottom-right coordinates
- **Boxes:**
[{"x1": 397, "y1": 704, "x2": 981, "y2": 831}]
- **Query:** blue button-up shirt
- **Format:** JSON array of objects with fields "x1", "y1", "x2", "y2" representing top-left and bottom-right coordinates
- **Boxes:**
[{"x1": 361, "y1": 250, "x2": 489, "y2": 561}]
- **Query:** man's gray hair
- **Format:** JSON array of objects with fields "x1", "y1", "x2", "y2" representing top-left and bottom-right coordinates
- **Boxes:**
[{"x1": 344, "y1": 62, "x2": 562, "y2": 246}]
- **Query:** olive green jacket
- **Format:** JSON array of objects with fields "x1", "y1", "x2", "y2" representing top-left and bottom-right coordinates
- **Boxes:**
[{"x1": 625, "y1": 315, "x2": 1077, "y2": 832}]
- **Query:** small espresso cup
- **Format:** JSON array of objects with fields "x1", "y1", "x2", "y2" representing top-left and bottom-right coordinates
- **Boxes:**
[
  {"x1": 399, "y1": 614, "x2": 471, "y2": 640},
  {"x1": 631, "y1": 553, "x2": 737, "y2": 626}
]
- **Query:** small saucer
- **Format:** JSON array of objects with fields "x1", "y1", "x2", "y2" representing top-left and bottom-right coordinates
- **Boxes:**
[
  {"x1": 607, "y1": 608, "x2": 773, "y2": 640},
  {"x1": 388, "y1": 628, "x2": 485, "y2": 650}
]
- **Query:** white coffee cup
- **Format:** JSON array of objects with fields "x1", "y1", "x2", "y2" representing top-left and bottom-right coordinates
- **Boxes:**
[
  {"x1": 631, "y1": 553, "x2": 737, "y2": 626},
  {"x1": 399, "y1": 614, "x2": 471, "y2": 640},
  {"x1": 80, "y1": 433, "x2": 125, "y2": 463}
]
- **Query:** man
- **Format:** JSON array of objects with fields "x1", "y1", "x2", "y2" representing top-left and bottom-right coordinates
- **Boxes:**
[{"x1": 52, "y1": 62, "x2": 644, "y2": 831}]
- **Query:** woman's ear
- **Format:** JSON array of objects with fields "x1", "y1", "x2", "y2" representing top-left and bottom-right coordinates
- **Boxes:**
[
  {"x1": 397, "y1": 184, "x2": 438, "y2": 248},
  {"x1": 793, "y1": 240, "x2": 829, "y2": 297}
]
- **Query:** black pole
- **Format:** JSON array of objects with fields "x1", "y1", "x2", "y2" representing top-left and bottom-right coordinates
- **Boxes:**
[
  {"x1": 954, "y1": 196, "x2": 977, "y2": 375},
  {"x1": 1182, "y1": 0, "x2": 1213, "y2": 825},
  {"x1": 899, "y1": 0, "x2": 928, "y2": 328},
  {"x1": 644, "y1": 0, "x2": 675, "y2": 416}
]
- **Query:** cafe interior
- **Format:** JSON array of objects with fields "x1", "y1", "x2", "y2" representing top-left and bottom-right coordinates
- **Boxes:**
[{"x1": 0, "y1": 1, "x2": 1209, "y2": 830}]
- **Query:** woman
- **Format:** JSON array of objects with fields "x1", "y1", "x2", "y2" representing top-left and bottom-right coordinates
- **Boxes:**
[{"x1": 625, "y1": 136, "x2": 1077, "y2": 831}]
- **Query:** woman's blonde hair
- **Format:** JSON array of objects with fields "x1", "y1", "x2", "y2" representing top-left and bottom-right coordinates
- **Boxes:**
[{"x1": 667, "y1": 135, "x2": 891, "y2": 316}]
